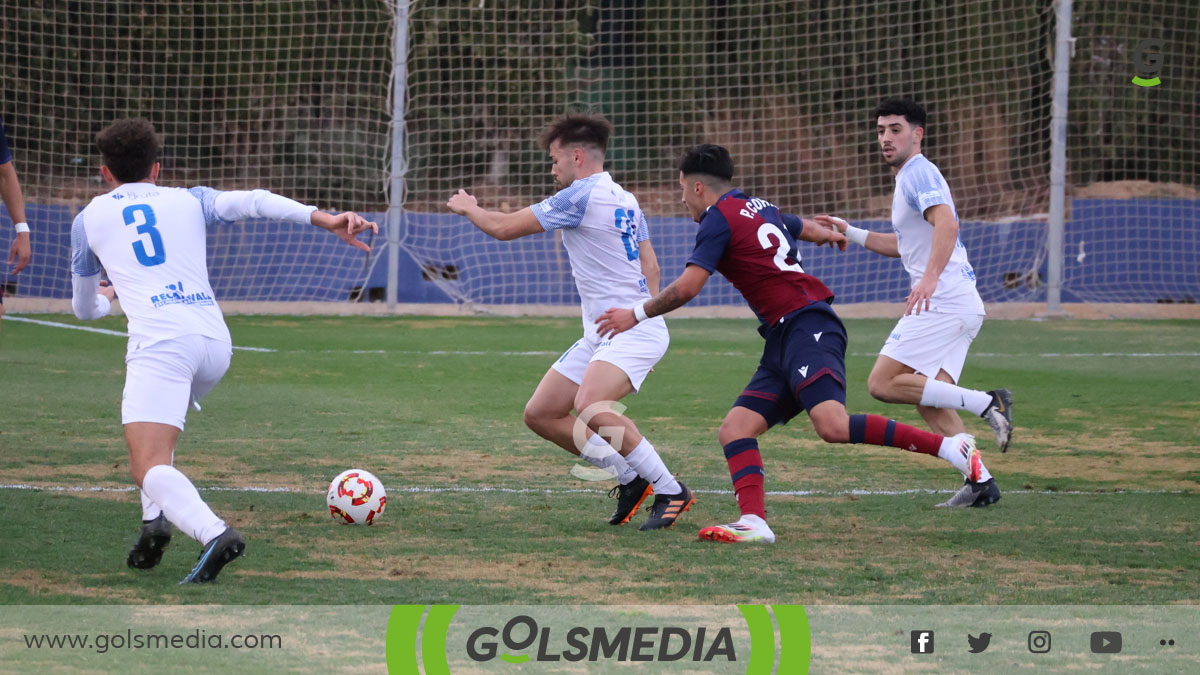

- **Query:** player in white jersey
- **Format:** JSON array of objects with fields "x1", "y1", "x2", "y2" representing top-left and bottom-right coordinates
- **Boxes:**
[
  {"x1": 71, "y1": 119, "x2": 377, "y2": 582},
  {"x1": 817, "y1": 99, "x2": 1012, "y2": 508},
  {"x1": 447, "y1": 113, "x2": 693, "y2": 531}
]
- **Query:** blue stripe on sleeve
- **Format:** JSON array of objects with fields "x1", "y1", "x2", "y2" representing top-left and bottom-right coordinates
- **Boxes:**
[
  {"x1": 70, "y1": 212, "x2": 102, "y2": 276},
  {"x1": 531, "y1": 176, "x2": 596, "y2": 231},
  {"x1": 634, "y1": 209, "x2": 649, "y2": 242},
  {"x1": 187, "y1": 186, "x2": 235, "y2": 228}
]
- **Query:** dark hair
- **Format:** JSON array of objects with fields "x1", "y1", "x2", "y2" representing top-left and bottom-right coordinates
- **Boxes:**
[
  {"x1": 96, "y1": 118, "x2": 160, "y2": 183},
  {"x1": 678, "y1": 144, "x2": 734, "y2": 182},
  {"x1": 537, "y1": 112, "x2": 613, "y2": 153},
  {"x1": 873, "y1": 98, "x2": 927, "y2": 129}
]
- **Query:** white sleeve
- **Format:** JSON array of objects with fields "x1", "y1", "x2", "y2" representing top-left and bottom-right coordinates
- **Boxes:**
[
  {"x1": 72, "y1": 273, "x2": 111, "y2": 320},
  {"x1": 212, "y1": 189, "x2": 318, "y2": 224},
  {"x1": 69, "y1": 211, "x2": 110, "y2": 320}
]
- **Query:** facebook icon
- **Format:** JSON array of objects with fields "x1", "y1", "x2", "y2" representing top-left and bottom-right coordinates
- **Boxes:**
[{"x1": 911, "y1": 630, "x2": 935, "y2": 654}]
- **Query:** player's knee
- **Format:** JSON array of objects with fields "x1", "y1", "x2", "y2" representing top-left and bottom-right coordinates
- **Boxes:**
[
  {"x1": 866, "y1": 373, "x2": 891, "y2": 402},
  {"x1": 718, "y1": 419, "x2": 753, "y2": 446},
  {"x1": 811, "y1": 412, "x2": 849, "y2": 443},
  {"x1": 522, "y1": 402, "x2": 548, "y2": 433}
]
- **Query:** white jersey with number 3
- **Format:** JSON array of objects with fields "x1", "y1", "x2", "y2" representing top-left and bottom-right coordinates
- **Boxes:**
[
  {"x1": 72, "y1": 183, "x2": 231, "y2": 346},
  {"x1": 531, "y1": 171, "x2": 658, "y2": 332},
  {"x1": 892, "y1": 154, "x2": 985, "y2": 315},
  {"x1": 72, "y1": 183, "x2": 321, "y2": 349}
]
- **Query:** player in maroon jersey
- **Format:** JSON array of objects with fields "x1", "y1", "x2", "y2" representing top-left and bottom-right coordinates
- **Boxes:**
[{"x1": 596, "y1": 144, "x2": 987, "y2": 543}]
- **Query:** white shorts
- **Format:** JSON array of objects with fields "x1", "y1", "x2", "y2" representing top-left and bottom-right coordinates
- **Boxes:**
[
  {"x1": 879, "y1": 311, "x2": 983, "y2": 383},
  {"x1": 551, "y1": 317, "x2": 669, "y2": 392},
  {"x1": 122, "y1": 335, "x2": 233, "y2": 429}
]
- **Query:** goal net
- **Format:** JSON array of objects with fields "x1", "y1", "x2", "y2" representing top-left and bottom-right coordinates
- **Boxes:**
[
  {"x1": 1, "y1": 0, "x2": 393, "y2": 303},
  {"x1": 2, "y1": 1, "x2": 1196, "y2": 309}
]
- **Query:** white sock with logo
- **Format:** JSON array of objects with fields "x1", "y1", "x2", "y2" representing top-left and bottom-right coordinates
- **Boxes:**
[
  {"x1": 623, "y1": 438, "x2": 681, "y2": 496},
  {"x1": 936, "y1": 435, "x2": 994, "y2": 482},
  {"x1": 920, "y1": 378, "x2": 993, "y2": 416},
  {"x1": 141, "y1": 465, "x2": 227, "y2": 546},
  {"x1": 140, "y1": 489, "x2": 163, "y2": 522},
  {"x1": 580, "y1": 434, "x2": 639, "y2": 485},
  {"x1": 937, "y1": 436, "x2": 971, "y2": 475}
]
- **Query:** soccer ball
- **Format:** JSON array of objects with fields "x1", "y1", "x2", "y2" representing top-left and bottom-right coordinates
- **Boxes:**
[{"x1": 326, "y1": 469, "x2": 387, "y2": 525}]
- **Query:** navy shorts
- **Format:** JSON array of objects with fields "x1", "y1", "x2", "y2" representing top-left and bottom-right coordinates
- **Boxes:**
[{"x1": 733, "y1": 302, "x2": 848, "y2": 428}]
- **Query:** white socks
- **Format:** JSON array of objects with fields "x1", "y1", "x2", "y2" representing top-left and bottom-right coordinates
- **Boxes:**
[
  {"x1": 142, "y1": 465, "x2": 227, "y2": 546},
  {"x1": 920, "y1": 379, "x2": 993, "y2": 416},
  {"x1": 937, "y1": 435, "x2": 993, "y2": 482},
  {"x1": 580, "y1": 434, "x2": 639, "y2": 485},
  {"x1": 140, "y1": 489, "x2": 163, "y2": 522},
  {"x1": 937, "y1": 435, "x2": 965, "y2": 474},
  {"x1": 623, "y1": 438, "x2": 681, "y2": 496}
]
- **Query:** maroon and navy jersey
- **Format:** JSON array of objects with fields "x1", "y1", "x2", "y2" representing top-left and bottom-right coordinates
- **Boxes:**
[{"x1": 686, "y1": 189, "x2": 833, "y2": 329}]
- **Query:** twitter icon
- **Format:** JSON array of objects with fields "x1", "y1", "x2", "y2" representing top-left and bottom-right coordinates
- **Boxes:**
[{"x1": 968, "y1": 633, "x2": 992, "y2": 653}]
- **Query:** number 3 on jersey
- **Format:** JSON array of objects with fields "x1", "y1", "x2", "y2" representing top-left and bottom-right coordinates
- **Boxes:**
[
  {"x1": 123, "y1": 204, "x2": 166, "y2": 267},
  {"x1": 613, "y1": 209, "x2": 640, "y2": 262},
  {"x1": 757, "y1": 222, "x2": 804, "y2": 273}
]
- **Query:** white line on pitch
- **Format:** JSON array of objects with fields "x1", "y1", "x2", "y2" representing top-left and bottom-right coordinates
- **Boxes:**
[
  {"x1": 11, "y1": 316, "x2": 1196, "y2": 359},
  {"x1": 4, "y1": 316, "x2": 276, "y2": 352},
  {"x1": 0, "y1": 483, "x2": 1186, "y2": 497}
]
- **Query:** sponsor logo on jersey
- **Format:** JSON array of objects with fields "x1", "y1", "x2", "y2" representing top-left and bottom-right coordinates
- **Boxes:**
[{"x1": 149, "y1": 281, "x2": 215, "y2": 308}]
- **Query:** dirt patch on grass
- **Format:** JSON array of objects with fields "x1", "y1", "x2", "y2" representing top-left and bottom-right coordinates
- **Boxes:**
[
  {"x1": 1, "y1": 569, "x2": 144, "y2": 602},
  {"x1": 0, "y1": 464, "x2": 128, "y2": 488},
  {"x1": 999, "y1": 428, "x2": 1200, "y2": 489}
]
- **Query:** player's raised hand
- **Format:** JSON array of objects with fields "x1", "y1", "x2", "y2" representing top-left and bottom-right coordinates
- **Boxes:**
[
  {"x1": 594, "y1": 307, "x2": 637, "y2": 339},
  {"x1": 7, "y1": 231, "x2": 31, "y2": 273},
  {"x1": 446, "y1": 189, "x2": 478, "y2": 215},
  {"x1": 315, "y1": 211, "x2": 378, "y2": 252}
]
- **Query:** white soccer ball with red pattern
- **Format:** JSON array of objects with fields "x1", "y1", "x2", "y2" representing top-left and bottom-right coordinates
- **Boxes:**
[{"x1": 326, "y1": 469, "x2": 387, "y2": 525}]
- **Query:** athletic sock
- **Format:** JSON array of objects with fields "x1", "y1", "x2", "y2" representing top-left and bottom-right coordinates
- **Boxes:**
[
  {"x1": 723, "y1": 438, "x2": 766, "y2": 519},
  {"x1": 920, "y1": 379, "x2": 993, "y2": 416},
  {"x1": 848, "y1": 414, "x2": 943, "y2": 456},
  {"x1": 935, "y1": 435, "x2": 978, "y2": 476},
  {"x1": 580, "y1": 434, "x2": 638, "y2": 485},
  {"x1": 141, "y1": 465, "x2": 227, "y2": 546},
  {"x1": 140, "y1": 489, "x2": 163, "y2": 522},
  {"x1": 623, "y1": 437, "x2": 682, "y2": 496}
]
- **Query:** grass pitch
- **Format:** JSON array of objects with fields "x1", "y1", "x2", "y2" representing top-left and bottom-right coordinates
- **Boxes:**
[{"x1": 1, "y1": 314, "x2": 1197, "y2": 605}]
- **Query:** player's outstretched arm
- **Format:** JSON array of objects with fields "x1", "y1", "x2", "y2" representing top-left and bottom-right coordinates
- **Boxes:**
[
  {"x1": 446, "y1": 189, "x2": 544, "y2": 241},
  {"x1": 814, "y1": 215, "x2": 900, "y2": 258},
  {"x1": 595, "y1": 264, "x2": 711, "y2": 338},
  {"x1": 1, "y1": 161, "x2": 31, "y2": 273},
  {"x1": 207, "y1": 188, "x2": 378, "y2": 252}
]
